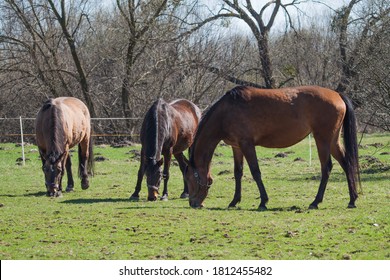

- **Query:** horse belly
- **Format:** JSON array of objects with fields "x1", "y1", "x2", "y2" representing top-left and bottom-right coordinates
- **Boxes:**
[
  {"x1": 254, "y1": 125, "x2": 311, "y2": 148},
  {"x1": 66, "y1": 117, "x2": 89, "y2": 148},
  {"x1": 172, "y1": 135, "x2": 192, "y2": 154}
]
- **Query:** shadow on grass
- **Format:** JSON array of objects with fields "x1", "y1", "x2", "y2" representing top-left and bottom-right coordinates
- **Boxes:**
[
  {"x1": 61, "y1": 198, "x2": 131, "y2": 204},
  {"x1": 0, "y1": 191, "x2": 47, "y2": 198},
  {"x1": 24, "y1": 191, "x2": 47, "y2": 197},
  {"x1": 201, "y1": 205, "x2": 315, "y2": 213}
]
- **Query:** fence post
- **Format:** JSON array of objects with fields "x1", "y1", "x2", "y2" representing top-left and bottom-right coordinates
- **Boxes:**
[
  {"x1": 19, "y1": 116, "x2": 25, "y2": 166},
  {"x1": 309, "y1": 133, "x2": 312, "y2": 166}
]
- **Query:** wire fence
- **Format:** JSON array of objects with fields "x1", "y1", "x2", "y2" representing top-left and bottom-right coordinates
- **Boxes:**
[
  {"x1": 0, "y1": 117, "x2": 143, "y2": 165},
  {"x1": 0, "y1": 117, "x2": 142, "y2": 140},
  {"x1": 0, "y1": 117, "x2": 314, "y2": 167}
]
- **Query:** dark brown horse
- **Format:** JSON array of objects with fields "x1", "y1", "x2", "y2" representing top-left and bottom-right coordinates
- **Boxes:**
[
  {"x1": 130, "y1": 98, "x2": 201, "y2": 201},
  {"x1": 35, "y1": 97, "x2": 94, "y2": 197},
  {"x1": 185, "y1": 86, "x2": 361, "y2": 210}
]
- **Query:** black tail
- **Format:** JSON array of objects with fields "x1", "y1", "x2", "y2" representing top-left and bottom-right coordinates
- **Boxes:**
[{"x1": 340, "y1": 94, "x2": 362, "y2": 197}]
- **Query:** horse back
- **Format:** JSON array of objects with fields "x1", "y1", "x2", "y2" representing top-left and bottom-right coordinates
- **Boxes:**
[
  {"x1": 36, "y1": 97, "x2": 91, "y2": 151},
  {"x1": 55, "y1": 97, "x2": 91, "y2": 144},
  {"x1": 169, "y1": 99, "x2": 201, "y2": 154},
  {"x1": 220, "y1": 86, "x2": 346, "y2": 148}
]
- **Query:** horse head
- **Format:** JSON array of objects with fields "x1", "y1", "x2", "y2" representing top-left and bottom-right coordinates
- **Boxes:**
[
  {"x1": 184, "y1": 165, "x2": 213, "y2": 208},
  {"x1": 42, "y1": 152, "x2": 66, "y2": 197},
  {"x1": 145, "y1": 158, "x2": 163, "y2": 201}
]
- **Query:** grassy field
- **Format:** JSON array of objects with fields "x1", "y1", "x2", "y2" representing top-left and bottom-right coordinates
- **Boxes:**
[{"x1": 0, "y1": 133, "x2": 389, "y2": 260}]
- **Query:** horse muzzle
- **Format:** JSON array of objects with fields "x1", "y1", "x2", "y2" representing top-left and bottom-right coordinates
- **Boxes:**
[
  {"x1": 46, "y1": 183, "x2": 60, "y2": 197},
  {"x1": 189, "y1": 199, "x2": 204, "y2": 209},
  {"x1": 147, "y1": 185, "x2": 159, "y2": 201}
]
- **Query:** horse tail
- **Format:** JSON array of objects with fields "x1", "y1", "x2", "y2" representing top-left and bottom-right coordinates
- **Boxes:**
[{"x1": 340, "y1": 93, "x2": 361, "y2": 196}]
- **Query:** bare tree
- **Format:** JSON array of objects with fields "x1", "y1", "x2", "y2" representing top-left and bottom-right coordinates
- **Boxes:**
[
  {"x1": 116, "y1": 0, "x2": 170, "y2": 121},
  {"x1": 331, "y1": 0, "x2": 390, "y2": 130},
  {"x1": 0, "y1": 0, "x2": 71, "y2": 99},
  {"x1": 0, "y1": 0, "x2": 97, "y2": 117},
  {"x1": 273, "y1": 21, "x2": 340, "y2": 88},
  {"x1": 186, "y1": 0, "x2": 307, "y2": 88},
  {"x1": 47, "y1": 0, "x2": 96, "y2": 117}
]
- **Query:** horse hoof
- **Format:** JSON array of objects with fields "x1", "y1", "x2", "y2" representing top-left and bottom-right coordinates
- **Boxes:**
[
  {"x1": 129, "y1": 195, "x2": 139, "y2": 201},
  {"x1": 347, "y1": 204, "x2": 356, "y2": 209},
  {"x1": 66, "y1": 186, "x2": 74, "y2": 192},
  {"x1": 308, "y1": 204, "x2": 318, "y2": 210},
  {"x1": 48, "y1": 190, "x2": 62, "y2": 197},
  {"x1": 160, "y1": 195, "x2": 168, "y2": 201},
  {"x1": 81, "y1": 179, "x2": 89, "y2": 190},
  {"x1": 258, "y1": 206, "x2": 267, "y2": 211},
  {"x1": 180, "y1": 192, "x2": 189, "y2": 199},
  {"x1": 228, "y1": 199, "x2": 241, "y2": 208}
]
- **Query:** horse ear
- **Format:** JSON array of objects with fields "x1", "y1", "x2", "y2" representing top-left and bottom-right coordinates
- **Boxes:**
[
  {"x1": 39, "y1": 151, "x2": 47, "y2": 162},
  {"x1": 182, "y1": 156, "x2": 189, "y2": 166},
  {"x1": 207, "y1": 175, "x2": 213, "y2": 186},
  {"x1": 59, "y1": 151, "x2": 67, "y2": 162}
]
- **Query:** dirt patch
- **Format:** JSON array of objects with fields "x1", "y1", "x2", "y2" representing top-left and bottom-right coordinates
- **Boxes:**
[{"x1": 360, "y1": 155, "x2": 390, "y2": 174}]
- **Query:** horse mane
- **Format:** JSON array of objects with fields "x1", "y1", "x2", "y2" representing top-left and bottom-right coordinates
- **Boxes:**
[
  {"x1": 43, "y1": 99, "x2": 66, "y2": 163},
  {"x1": 226, "y1": 85, "x2": 250, "y2": 100},
  {"x1": 189, "y1": 86, "x2": 249, "y2": 165},
  {"x1": 142, "y1": 99, "x2": 167, "y2": 162}
]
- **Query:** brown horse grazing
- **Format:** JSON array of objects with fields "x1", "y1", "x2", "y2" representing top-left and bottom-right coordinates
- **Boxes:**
[
  {"x1": 35, "y1": 97, "x2": 94, "y2": 197},
  {"x1": 185, "y1": 85, "x2": 361, "y2": 210},
  {"x1": 130, "y1": 98, "x2": 201, "y2": 201}
]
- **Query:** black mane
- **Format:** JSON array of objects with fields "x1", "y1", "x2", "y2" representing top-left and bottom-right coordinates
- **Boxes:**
[
  {"x1": 43, "y1": 99, "x2": 66, "y2": 163},
  {"x1": 225, "y1": 85, "x2": 250, "y2": 100},
  {"x1": 142, "y1": 99, "x2": 169, "y2": 162}
]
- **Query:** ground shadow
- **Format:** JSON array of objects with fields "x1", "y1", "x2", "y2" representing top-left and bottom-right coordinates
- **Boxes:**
[
  {"x1": 60, "y1": 198, "x2": 130, "y2": 204},
  {"x1": 0, "y1": 191, "x2": 47, "y2": 198},
  {"x1": 24, "y1": 191, "x2": 47, "y2": 197}
]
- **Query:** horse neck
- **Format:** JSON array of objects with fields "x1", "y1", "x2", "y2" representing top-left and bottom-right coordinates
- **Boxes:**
[
  {"x1": 190, "y1": 114, "x2": 222, "y2": 174},
  {"x1": 45, "y1": 104, "x2": 66, "y2": 160}
]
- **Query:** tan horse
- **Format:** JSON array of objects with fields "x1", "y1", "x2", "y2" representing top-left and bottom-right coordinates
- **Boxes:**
[
  {"x1": 130, "y1": 98, "x2": 201, "y2": 201},
  {"x1": 185, "y1": 86, "x2": 361, "y2": 210},
  {"x1": 35, "y1": 97, "x2": 94, "y2": 197}
]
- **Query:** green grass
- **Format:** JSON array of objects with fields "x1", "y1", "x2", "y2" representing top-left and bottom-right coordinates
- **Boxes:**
[{"x1": 0, "y1": 133, "x2": 389, "y2": 260}]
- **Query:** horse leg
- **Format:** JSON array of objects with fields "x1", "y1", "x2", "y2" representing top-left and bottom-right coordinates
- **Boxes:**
[
  {"x1": 331, "y1": 141, "x2": 358, "y2": 208},
  {"x1": 65, "y1": 155, "x2": 75, "y2": 192},
  {"x1": 229, "y1": 147, "x2": 244, "y2": 208},
  {"x1": 79, "y1": 140, "x2": 90, "y2": 190},
  {"x1": 174, "y1": 152, "x2": 189, "y2": 199},
  {"x1": 130, "y1": 149, "x2": 146, "y2": 200},
  {"x1": 309, "y1": 140, "x2": 332, "y2": 209},
  {"x1": 56, "y1": 153, "x2": 68, "y2": 198},
  {"x1": 160, "y1": 153, "x2": 171, "y2": 201},
  {"x1": 39, "y1": 150, "x2": 50, "y2": 196},
  {"x1": 239, "y1": 142, "x2": 268, "y2": 211}
]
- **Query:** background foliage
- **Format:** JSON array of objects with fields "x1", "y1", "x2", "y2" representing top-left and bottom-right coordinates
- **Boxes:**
[{"x1": 1, "y1": 0, "x2": 389, "y2": 139}]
